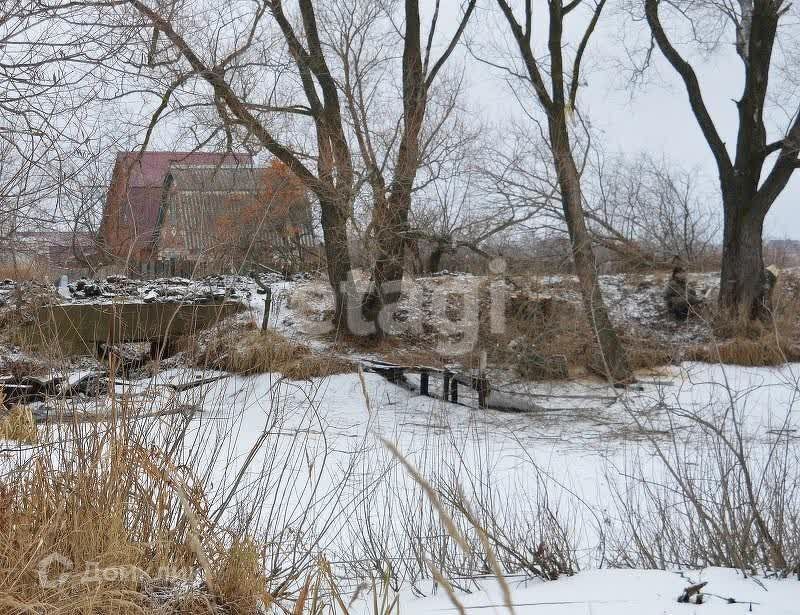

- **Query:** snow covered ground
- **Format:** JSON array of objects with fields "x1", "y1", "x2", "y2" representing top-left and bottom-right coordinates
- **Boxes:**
[
  {"x1": 78, "y1": 359, "x2": 795, "y2": 614},
  {"x1": 3, "y1": 271, "x2": 800, "y2": 612},
  {"x1": 382, "y1": 567, "x2": 797, "y2": 614},
  {"x1": 3, "y1": 359, "x2": 799, "y2": 611}
]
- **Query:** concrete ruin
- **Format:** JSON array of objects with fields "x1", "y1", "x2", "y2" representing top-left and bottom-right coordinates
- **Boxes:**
[{"x1": 22, "y1": 300, "x2": 242, "y2": 356}]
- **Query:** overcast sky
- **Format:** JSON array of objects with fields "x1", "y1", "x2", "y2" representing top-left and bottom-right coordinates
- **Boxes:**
[
  {"x1": 443, "y1": 1, "x2": 799, "y2": 240},
  {"x1": 130, "y1": 1, "x2": 798, "y2": 240}
]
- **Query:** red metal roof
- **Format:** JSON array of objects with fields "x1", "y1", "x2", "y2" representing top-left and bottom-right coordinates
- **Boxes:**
[{"x1": 115, "y1": 151, "x2": 253, "y2": 188}]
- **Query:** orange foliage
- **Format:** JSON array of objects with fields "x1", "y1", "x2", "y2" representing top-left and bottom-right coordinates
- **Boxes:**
[
  {"x1": 258, "y1": 159, "x2": 306, "y2": 218},
  {"x1": 210, "y1": 160, "x2": 308, "y2": 263}
]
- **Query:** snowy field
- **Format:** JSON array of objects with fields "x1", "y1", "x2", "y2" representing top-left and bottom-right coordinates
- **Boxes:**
[
  {"x1": 24, "y1": 359, "x2": 791, "y2": 614},
  {"x1": 3, "y1": 270, "x2": 800, "y2": 611},
  {"x1": 386, "y1": 568, "x2": 799, "y2": 614}
]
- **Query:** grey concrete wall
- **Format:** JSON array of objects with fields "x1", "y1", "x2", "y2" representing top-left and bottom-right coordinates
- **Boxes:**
[{"x1": 22, "y1": 301, "x2": 242, "y2": 355}]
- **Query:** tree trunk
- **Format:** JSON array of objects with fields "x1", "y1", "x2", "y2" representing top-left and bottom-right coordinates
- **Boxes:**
[
  {"x1": 718, "y1": 203, "x2": 765, "y2": 319},
  {"x1": 643, "y1": 0, "x2": 799, "y2": 322},
  {"x1": 362, "y1": 191, "x2": 411, "y2": 331},
  {"x1": 361, "y1": 0, "x2": 427, "y2": 333},
  {"x1": 550, "y1": 122, "x2": 631, "y2": 383},
  {"x1": 319, "y1": 197, "x2": 353, "y2": 330},
  {"x1": 428, "y1": 243, "x2": 445, "y2": 274}
]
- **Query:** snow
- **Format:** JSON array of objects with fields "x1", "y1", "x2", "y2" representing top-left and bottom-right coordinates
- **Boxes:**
[
  {"x1": 2, "y1": 360, "x2": 799, "y2": 611},
  {"x1": 168, "y1": 361, "x2": 798, "y2": 609},
  {"x1": 240, "y1": 269, "x2": 731, "y2": 354},
  {"x1": 379, "y1": 567, "x2": 797, "y2": 614},
  {"x1": 2, "y1": 269, "x2": 800, "y2": 610}
]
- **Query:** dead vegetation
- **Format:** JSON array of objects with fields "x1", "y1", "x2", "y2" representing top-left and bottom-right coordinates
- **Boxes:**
[
  {"x1": 685, "y1": 334, "x2": 800, "y2": 366},
  {"x1": 486, "y1": 279, "x2": 676, "y2": 379},
  {"x1": 0, "y1": 430, "x2": 268, "y2": 613},
  {"x1": 323, "y1": 273, "x2": 684, "y2": 379},
  {"x1": 191, "y1": 324, "x2": 354, "y2": 380},
  {"x1": 686, "y1": 273, "x2": 800, "y2": 366},
  {"x1": 0, "y1": 261, "x2": 50, "y2": 282},
  {"x1": 0, "y1": 366, "x2": 365, "y2": 614},
  {"x1": 0, "y1": 402, "x2": 37, "y2": 443},
  {"x1": 611, "y1": 386, "x2": 800, "y2": 575}
]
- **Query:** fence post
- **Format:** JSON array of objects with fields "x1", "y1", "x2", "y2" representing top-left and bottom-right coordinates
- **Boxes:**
[
  {"x1": 477, "y1": 351, "x2": 488, "y2": 409},
  {"x1": 261, "y1": 286, "x2": 271, "y2": 331}
]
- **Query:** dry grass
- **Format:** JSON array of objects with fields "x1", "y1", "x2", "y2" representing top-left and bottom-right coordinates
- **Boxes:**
[
  {"x1": 0, "y1": 344, "x2": 358, "y2": 613},
  {"x1": 493, "y1": 288, "x2": 674, "y2": 378},
  {"x1": 687, "y1": 274, "x2": 800, "y2": 366},
  {"x1": 211, "y1": 538, "x2": 270, "y2": 615},
  {"x1": 196, "y1": 325, "x2": 354, "y2": 379},
  {"x1": 686, "y1": 334, "x2": 800, "y2": 366},
  {"x1": 282, "y1": 274, "x2": 683, "y2": 378},
  {"x1": 621, "y1": 335, "x2": 677, "y2": 371},
  {"x1": 479, "y1": 286, "x2": 587, "y2": 379},
  {"x1": 0, "y1": 260, "x2": 50, "y2": 282},
  {"x1": 0, "y1": 431, "x2": 268, "y2": 613},
  {"x1": 0, "y1": 403, "x2": 38, "y2": 444}
]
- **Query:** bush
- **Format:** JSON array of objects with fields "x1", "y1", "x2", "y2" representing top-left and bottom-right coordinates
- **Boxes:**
[
  {"x1": 0, "y1": 368, "x2": 355, "y2": 613},
  {"x1": 608, "y1": 381, "x2": 800, "y2": 575}
]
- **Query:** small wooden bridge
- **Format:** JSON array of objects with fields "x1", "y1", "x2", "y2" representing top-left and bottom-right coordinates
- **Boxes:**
[
  {"x1": 360, "y1": 358, "x2": 624, "y2": 413},
  {"x1": 22, "y1": 300, "x2": 242, "y2": 356},
  {"x1": 362, "y1": 358, "x2": 495, "y2": 408}
]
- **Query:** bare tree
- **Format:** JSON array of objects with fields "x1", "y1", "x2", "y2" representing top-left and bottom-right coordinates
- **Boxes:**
[
  {"x1": 85, "y1": 0, "x2": 357, "y2": 326},
  {"x1": 405, "y1": 131, "x2": 549, "y2": 273},
  {"x1": 328, "y1": 0, "x2": 477, "y2": 331},
  {"x1": 643, "y1": 0, "x2": 800, "y2": 318},
  {"x1": 585, "y1": 152, "x2": 721, "y2": 268},
  {"x1": 492, "y1": 0, "x2": 632, "y2": 383},
  {"x1": 0, "y1": 1, "x2": 114, "y2": 274}
]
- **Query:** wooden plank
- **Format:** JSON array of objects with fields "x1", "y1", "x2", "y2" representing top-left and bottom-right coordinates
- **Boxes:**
[{"x1": 360, "y1": 358, "x2": 607, "y2": 413}]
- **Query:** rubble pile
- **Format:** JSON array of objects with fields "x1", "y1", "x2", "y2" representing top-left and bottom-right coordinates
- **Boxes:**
[
  {"x1": 64, "y1": 274, "x2": 264, "y2": 304},
  {"x1": 0, "y1": 273, "x2": 294, "y2": 313},
  {"x1": 0, "y1": 279, "x2": 60, "y2": 310}
]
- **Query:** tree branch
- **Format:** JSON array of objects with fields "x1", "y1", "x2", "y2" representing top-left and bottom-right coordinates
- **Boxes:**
[
  {"x1": 569, "y1": 0, "x2": 605, "y2": 111},
  {"x1": 495, "y1": 0, "x2": 553, "y2": 110},
  {"x1": 425, "y1": 0, "x2": 477, "y2": 89},
  {"x1": 644, "y1": 0, "x2": 734, "y2": 183},
  {"x1": 756, "y1": 111, "x2": 800, "y2": 211},
  {"x1": 128, "y1": 0, "x2": 324, "y2": 196}
]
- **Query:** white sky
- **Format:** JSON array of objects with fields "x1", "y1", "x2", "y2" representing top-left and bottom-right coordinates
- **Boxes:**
[
  {"x1": 115, "y1": 1, "x2": 798, "y2": 241},
  {"x1": 445, "y1": 1, "x2": 800, "y2": 240}
]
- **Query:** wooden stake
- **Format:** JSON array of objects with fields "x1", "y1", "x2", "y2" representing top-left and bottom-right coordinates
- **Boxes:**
[{"x1": 262, "y1": 286, "x2": 272, "y2": 331}]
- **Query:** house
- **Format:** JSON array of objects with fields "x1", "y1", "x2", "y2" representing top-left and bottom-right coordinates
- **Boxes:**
[
  {"x1": 156, "y1": 162, "x2": 314, "y2": 268},
  {"x1": 97, "y1": 152, "x2": 314, "y2": 272},
  {"x1": 98, "y1": 151, "x2": 254, "y2": 263}
]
